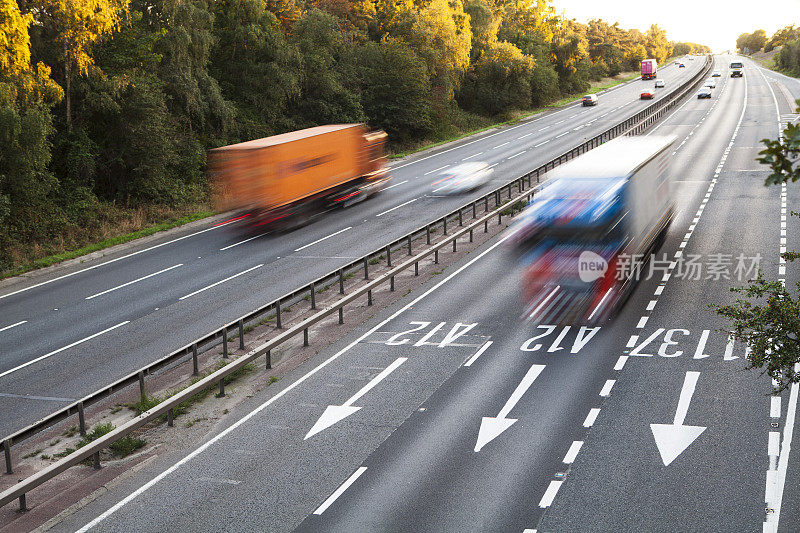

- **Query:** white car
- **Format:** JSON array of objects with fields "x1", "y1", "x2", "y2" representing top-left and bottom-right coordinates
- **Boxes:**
[
  {"x1": 704, "y1": 79, "x2": 717, "y2": 88},
  {"x1": 432, "y1": 162, "x2": 493, "y2": 194},
  {"x1": 654, "y1": 79, "x2": 665, "y2": 88},
  {"x1": 712, "y1": 70, "x2": 721, "y2": 77}
]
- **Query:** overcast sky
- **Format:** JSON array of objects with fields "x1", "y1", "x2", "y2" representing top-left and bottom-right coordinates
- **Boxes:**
[{"x1": 553, "y1": 0, "x2": 800, "y2": 53}]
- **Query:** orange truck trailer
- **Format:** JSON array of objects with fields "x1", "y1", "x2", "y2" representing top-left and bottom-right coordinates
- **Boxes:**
[{"x1": 209, "y1": 124, "x2": 390, "y2": 229}]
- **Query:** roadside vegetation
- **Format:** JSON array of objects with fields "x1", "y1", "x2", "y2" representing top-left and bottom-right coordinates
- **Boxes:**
[
  {"x1": 737, "y1": 25, "x2": 800, "y2": 76},
  {"x1": 0, "y1": 0, "x2": 708, "y2": 276}
]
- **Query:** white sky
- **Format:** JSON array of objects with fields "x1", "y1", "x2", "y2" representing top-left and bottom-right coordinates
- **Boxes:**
[{"x1": 553, "y1": 0, "x2": 800, "y2": 53}]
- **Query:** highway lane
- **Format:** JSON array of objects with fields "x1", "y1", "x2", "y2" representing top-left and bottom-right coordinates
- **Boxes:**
[
  {"x1": 46, "y1": 55, "x2": 794, "y2": 532},
  {"x1": 0, "y1": 58, "x2": 707, "y2": 437}
]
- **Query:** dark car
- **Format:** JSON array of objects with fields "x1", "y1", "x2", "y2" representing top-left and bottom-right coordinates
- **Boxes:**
[
  {"x1": 581, "y1": 94, "x2": 598, "y2": 106},
  {"x1": 679, "y1": 63, "x2": 685, "y2": 68}
]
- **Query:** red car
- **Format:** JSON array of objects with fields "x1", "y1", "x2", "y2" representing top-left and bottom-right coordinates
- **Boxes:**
[{"x1": 640, "y1": 89, "x2": 655, "y2": 99}]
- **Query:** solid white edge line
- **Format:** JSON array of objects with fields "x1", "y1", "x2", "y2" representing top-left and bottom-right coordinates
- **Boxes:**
[
  {"x1": 375, "y1": 198, "x2": 418, "y2": 217},
  {"x1": 85, "y1": 264, "x2": 183, "y2": 300},
  {"x1": 77, "y1": 233, "x2": 516, "y2": 531},
  {"x1": 0, "y1": 320, "x2": 27, "y2": 332},
  {"x1": 538, "y1": 480, "x2": 563, "y2": 508},
  {"x1": 294, "y1": 227, "x2": 353, "y2": 252},
  {"x1": 562, "y1": 440, "x2": 583, "y2": 464},
  {"x1": 0, "y1": 321, "x2": 130, "y2": 379},
  {"x1": 178, "y1": 264, "x2": 263, "y2": 300},
  {"x1": 313, "y1": 466, "x2": 367, "y2": 515},
  {"x1": 464, "y1": 341, "x2": 492, "y2": 367}
]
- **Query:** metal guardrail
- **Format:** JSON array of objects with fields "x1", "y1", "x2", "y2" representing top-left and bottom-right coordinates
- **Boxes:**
[{"x1": 0, "y1": 55, "x2": 712, "y2": 510}]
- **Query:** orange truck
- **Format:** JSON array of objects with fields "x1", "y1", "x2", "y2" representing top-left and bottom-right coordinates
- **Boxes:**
[{"x1": 209, "y1": 124, "x2": 390, "y2": 229}]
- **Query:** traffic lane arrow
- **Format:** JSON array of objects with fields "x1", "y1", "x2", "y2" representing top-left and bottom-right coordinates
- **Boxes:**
[
  {"x1": 475, "y1": 364, "x2": 546, "y2": 452},
  {"x1": 650, "y1": 371, "x2": 706, "y2": 466},
  {"x1": 305, "y1": 357, "x2": 407, "y2": 439}
]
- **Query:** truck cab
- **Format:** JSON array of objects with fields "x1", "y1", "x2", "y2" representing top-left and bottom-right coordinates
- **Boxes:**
[{"x1": 730, "y1": 61, "x2": 743, "y2": 77}]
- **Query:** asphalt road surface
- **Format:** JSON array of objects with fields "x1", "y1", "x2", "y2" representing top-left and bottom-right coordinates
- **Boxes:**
[
  {"x1": 41, "y1": 56, "x2": 800, "y2": 532},
  {"x1": 0, "y1": 58, "x2": 706, "y2": 437}
]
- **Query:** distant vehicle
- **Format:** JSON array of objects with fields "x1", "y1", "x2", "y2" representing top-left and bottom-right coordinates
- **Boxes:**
[
  {"x1": 704, "y1": 79, "x2": 717, "y2": 88},
  {"x1": 654, "y1": 79, "x2": 665, "y2": 88},
  {"x1": 712, "y1": 70, "x2": 721, "y2": 77},
  {"x1": 432, "y1": 162, "x2": 493, "y2": 195},
  {"x1": 674, "y1": 60, "x2": 680, "y2": 65},
  {"x1": 640, "y1": 89, "x2": 655, "y2": 99},
  {"x1": 697, "y1": 87, "x2": 712, "y2": 99},
  {"x1": 678, "y1": 63, "x2": 685, "y2": 68},
  {"x1": 688, "y1": 56, "x2": 695, "y2": 60},
  {"x1": 641, "y1": 59, "x2": 658, "y2": 80},
  {"x1": 730, "y1": 61, "x2": 743, "y2": 77},
  {"x1": 581, "y1": 94, "x2": 598, "y2": 106},
  {"x1": 508, "y1": 135, "x2": 677, "y2": 325},
  {"x1": 210, "y1": 124, "x2": 390, "y2": 230}
]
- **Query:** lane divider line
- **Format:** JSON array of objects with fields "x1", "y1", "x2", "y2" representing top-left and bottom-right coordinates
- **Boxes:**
[
  {"x1": 294, "y1": 227, "x2": 353, "y2": 252},
  {"x1": 375, "y1": 198, "x2": 418, "y2": 218},
  {"x1": 85, "y1": 264, "x2": 183, "y2": 300},
  {"x1": 313, "y1": 466, "x2": 367, "y2": 515},
  {"x1": 178, "y1": 264, "x2": 263, "y2": 300},
  {"x1": 0, "y1": 320, "x2": 26, "y2": 333}
]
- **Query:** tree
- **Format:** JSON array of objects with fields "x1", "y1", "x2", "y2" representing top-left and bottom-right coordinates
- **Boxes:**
[
  {"x1": 713, "y1": 102, "x2": 800, "y2": 392},
  {"x1": 748, "y1": 29, "x2": 768, "y2": 53},
  {"x1": 765, "y1": 25, "x2": 798, "y2": 52}
]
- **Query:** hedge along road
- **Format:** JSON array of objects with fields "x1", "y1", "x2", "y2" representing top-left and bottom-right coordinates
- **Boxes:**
[{"x1": 0, "y1": 58, "x2": 707, "y2": 439}]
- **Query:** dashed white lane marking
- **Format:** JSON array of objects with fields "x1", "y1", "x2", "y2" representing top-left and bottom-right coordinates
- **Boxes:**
[
  {"x1": 538, "y1": 125, "x2": 551, "y2": 131},
  {"x1": 0, "y1": 321, "x2": 130, "y2": 379},
  {"x1": 0, "y1": 320, "x2": 27, "y2": 332},
  {"x1": 424, "y1": 165, "x2": 450, "y2": 175},
  {"x1": 179, "y1": 264, "x2": 263, "y2": 300},
  {"x1": 599, "y1": 379, "x2": 616, "y2": 397},
  {"x1": 464, "y1": 341, "x2": 492, "y2": 367},
  {"x1": 562, "y1": 440, "x2": 583, "y2": 464},
  {"x1": 313, "y1": 467, "x2": 367, "y2": 515},
  {"x1": 0, "y1": 220, "x2": 237, "y2": 301},
  {"x1": 614, "y1": 355, "x2": 628, "y2": 370},
  {"x1": 538, "y1": 480, "x2": 563, "y2": 508},
  {"x1": 492, "y1": 142, "x2": 510, "y2": 149},
  {"x1": 375, "y1": 198, "x2": 418, "y2": 217},
  {"x1": 626, "y1": 335, "x2": 639, "y2": 348},
  {"x1": 517, "y1": 133, "x2": 534, "y2": 139},
  {"x1": 555, "y1": 131, "x2": 569, "y2": 138},
  {"x1": 636, "y1": 316, "x2": 649, "y2": 329},
  {"x1": 380, "y1": 179, "x2": 409, "y2": 190},
  {"x1": 220, "y1": 232, "x2": 268, "y2": 250},
  {"x1": 646, "y1": 300, "x2": 657, "y2": 311},
  {"x1": 461, "y1": 152, "x2": 483, "y2": 161},
  {"x1": 534, "y1": 140, "x2": 550, "y2": 147},
  {"x1": 294, "y1": 227, "x2": 353, "y2": 252},
  {"x1": 583, "y1": 408, "x2": 601, "y2": 427},
  {"x1": 553, "y1": 119, "x2": 565, "y2": 125},
  {"x1": 85, "y1": 264, "x2": 183, "y2": 300},
  {"x1": 507, "y1": 151, "x2": 526, "y2": 160}
]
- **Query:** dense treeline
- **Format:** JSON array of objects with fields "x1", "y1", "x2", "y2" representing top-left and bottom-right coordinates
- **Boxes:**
[
  {"x1": 737, "y1": 25, "x2": 800, "y2": 75},
  {"x1": 0, "y1": 0, "x2": 693, "y2": 271}
]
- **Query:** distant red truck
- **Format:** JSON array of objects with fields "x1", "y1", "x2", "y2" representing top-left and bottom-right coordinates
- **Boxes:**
[{"x1": 640, "y1": 59, "x2": 657, "y2": 80}]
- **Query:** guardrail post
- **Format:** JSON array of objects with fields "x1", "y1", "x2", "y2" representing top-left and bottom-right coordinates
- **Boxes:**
[
  {"x1": 434, "y1": 250, "x2": 439, "y2": 264},
  {"x1": 167, "y1": 408, "x2": 174, "y2": 427},
  {"x1": 386, "y1": 245, "x2": 391, "y2": 267},
  {"x1": 192, "y1": 343, "x2": 199, "y2": 376},
  {"x1": 498, "y1": 212, "x2": 502, "y2": 225},
  {"x1": 508, "y1": 184, "x2": 512, "y2": 199},
  {"x1": 458, "y1": 209, "x2": 463, "y2": 226},
  {"x1": 138, "y1": 371, "x2": 146, "y2": 399},
  {"x1": 368, "y1": 289, "x2": 373, "y2": 306},
  {"x1": 485, "y1": 197, "x2": 489, "y2": 212},
  {"x1": 495, "y1": 191, "x2": 500, "y2": 207},
  {"x1": 18, "y1": 493, "x2": 26, "y2": 512},
  {"x1": 78, "y1": 401, "x2": 86, "y2": 436},
  {"x1": 238, "y1": 320, "x2": 245, "y2": 350},
  {"x1": 484, "y1": 219, "x2": 488, "y2": 233},
  {"x1": 470, "y1": 228, "x2": 473, "y2": 243},
  {"x1": 453, "y1": 238, "x2": 457, "y2": 252},
  {"x1": 390, "y1": 275, "x2": 395, "y2": 292},
  {"x1": 339, "y1": 269, "x2": 345, "y2": 294},
  {"x1": 407, "y1": 235, "x2": 412, "y2": 255},
  {"x1": 339, "y1": 308, "x2": 344, "y2": 324},
  {"x1": 222, "y1": 329, "x2": 228, "y2": 359},
  {"x1": 276, "y1": 301, "x2": 282, "y2": 329},
  {"x1": 443, "y1": 217, "x2": 447, "y2": 236},
  {"x1": 93, "y1": 451, "x2": 101, "y2": 470},
  {"x1": 266, "y1": 349, "x2": 272, "y2": 369},
  {"x1": 218, "y1": 378, "x2": 225, "y2": 397},
  {"x1": 472, "y1": 202, "x2": 477, "y2": 218},
  {"x1": 426, "y1": 225, "x2": 431, "y2": 245},
  {"x1": 3, "y1": 439, "x2": 11, "y2": 474},
  {"x1": 415, "y1": 261, "x2": 419, "y2": 276},
  {"x1": 310, "y1": 282, "x2": 316, "y2": 310},
  {"x1": 364, "y1": 258, "x2": 369, "y2": 279},
  {"x1": 304, "y1": 328, "x2": 309, "y2": 346}
]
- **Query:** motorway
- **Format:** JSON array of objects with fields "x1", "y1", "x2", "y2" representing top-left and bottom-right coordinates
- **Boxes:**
[
  {"x1": 39, "y1": 56, "x2": 800, "y2": 532},
  {"x1": 0, "y1": 57, "x2": 707, "y2": 438}
]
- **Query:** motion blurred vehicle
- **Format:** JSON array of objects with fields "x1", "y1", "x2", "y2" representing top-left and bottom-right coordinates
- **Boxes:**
[
  {"x1": 581, "y1": 94, "x2": 598, "y2": 106},
  {"x1": 730, "y1": 61, "x2": 743, "y2": 77},
  {"x1": 431, "y1": 162, "x2": 493, "y2": 195},
  {"x1": 712, "y1": 70, "x2": 721, "y2": 77},
  {"x1": 640, "y1": 59, "x2": 657, "y2": 80},
  {"x1": 704, "y1": 79, "x2": 717, "y2": 88},
  {"x1": 697, "y1": 87, "x2": 712, "y2": 99},
  {"x1": 678, "y1": 63, "x2": 685, "y2": 68},
  {"x1": 640, "y1": 89, "x2": 655, "y2": 99},
  {"x1": 507, "y1": 135, "x2": 676, "y2": 325},
  {"x1": 210, "y1": 124, "x2": 389, "y2": 230},
  {"x1": 654, "y1": 79, "x2": 665, "y2": 88}
]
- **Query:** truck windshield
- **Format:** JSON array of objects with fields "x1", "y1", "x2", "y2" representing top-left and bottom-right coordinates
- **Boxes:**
[{"x1": 730, "y1": 62, "x2": 743, "y2": 68}]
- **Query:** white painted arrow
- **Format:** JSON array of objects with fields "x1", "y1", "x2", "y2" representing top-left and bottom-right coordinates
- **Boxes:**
[
  {"x1": 650, "y1": 371, "x2": 706, "y2": 466},
  {"x1": 474, "y1": 364, "x2": 546, "y2": 452},
  {"x1": 305, "y1": 357, "x2": 407, "y2": 440}
]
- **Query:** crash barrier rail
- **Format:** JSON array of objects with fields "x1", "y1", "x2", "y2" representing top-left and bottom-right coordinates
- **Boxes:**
[{"x1": 0, "y1": 55, "x2": 712, "y2": 510}]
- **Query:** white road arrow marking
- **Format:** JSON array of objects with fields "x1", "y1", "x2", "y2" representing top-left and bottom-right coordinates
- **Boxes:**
[
  {"x1": 650, "y1": 371, "x2": 706, "y2": 466},
  {"x1": 304, "y1": 357, "x2": 407, "y2": 440},
  {"x1": 474, "y1": 364, "x2": 546, "y2": 452}
]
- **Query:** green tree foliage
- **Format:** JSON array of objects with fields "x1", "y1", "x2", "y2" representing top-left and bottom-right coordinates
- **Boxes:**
[
  {"x1": 765, "y1": 25, "x2": 798, "y2": 53},
  {"x1": 737, "y1": 29, "x2": 768, "y2": 54}
]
